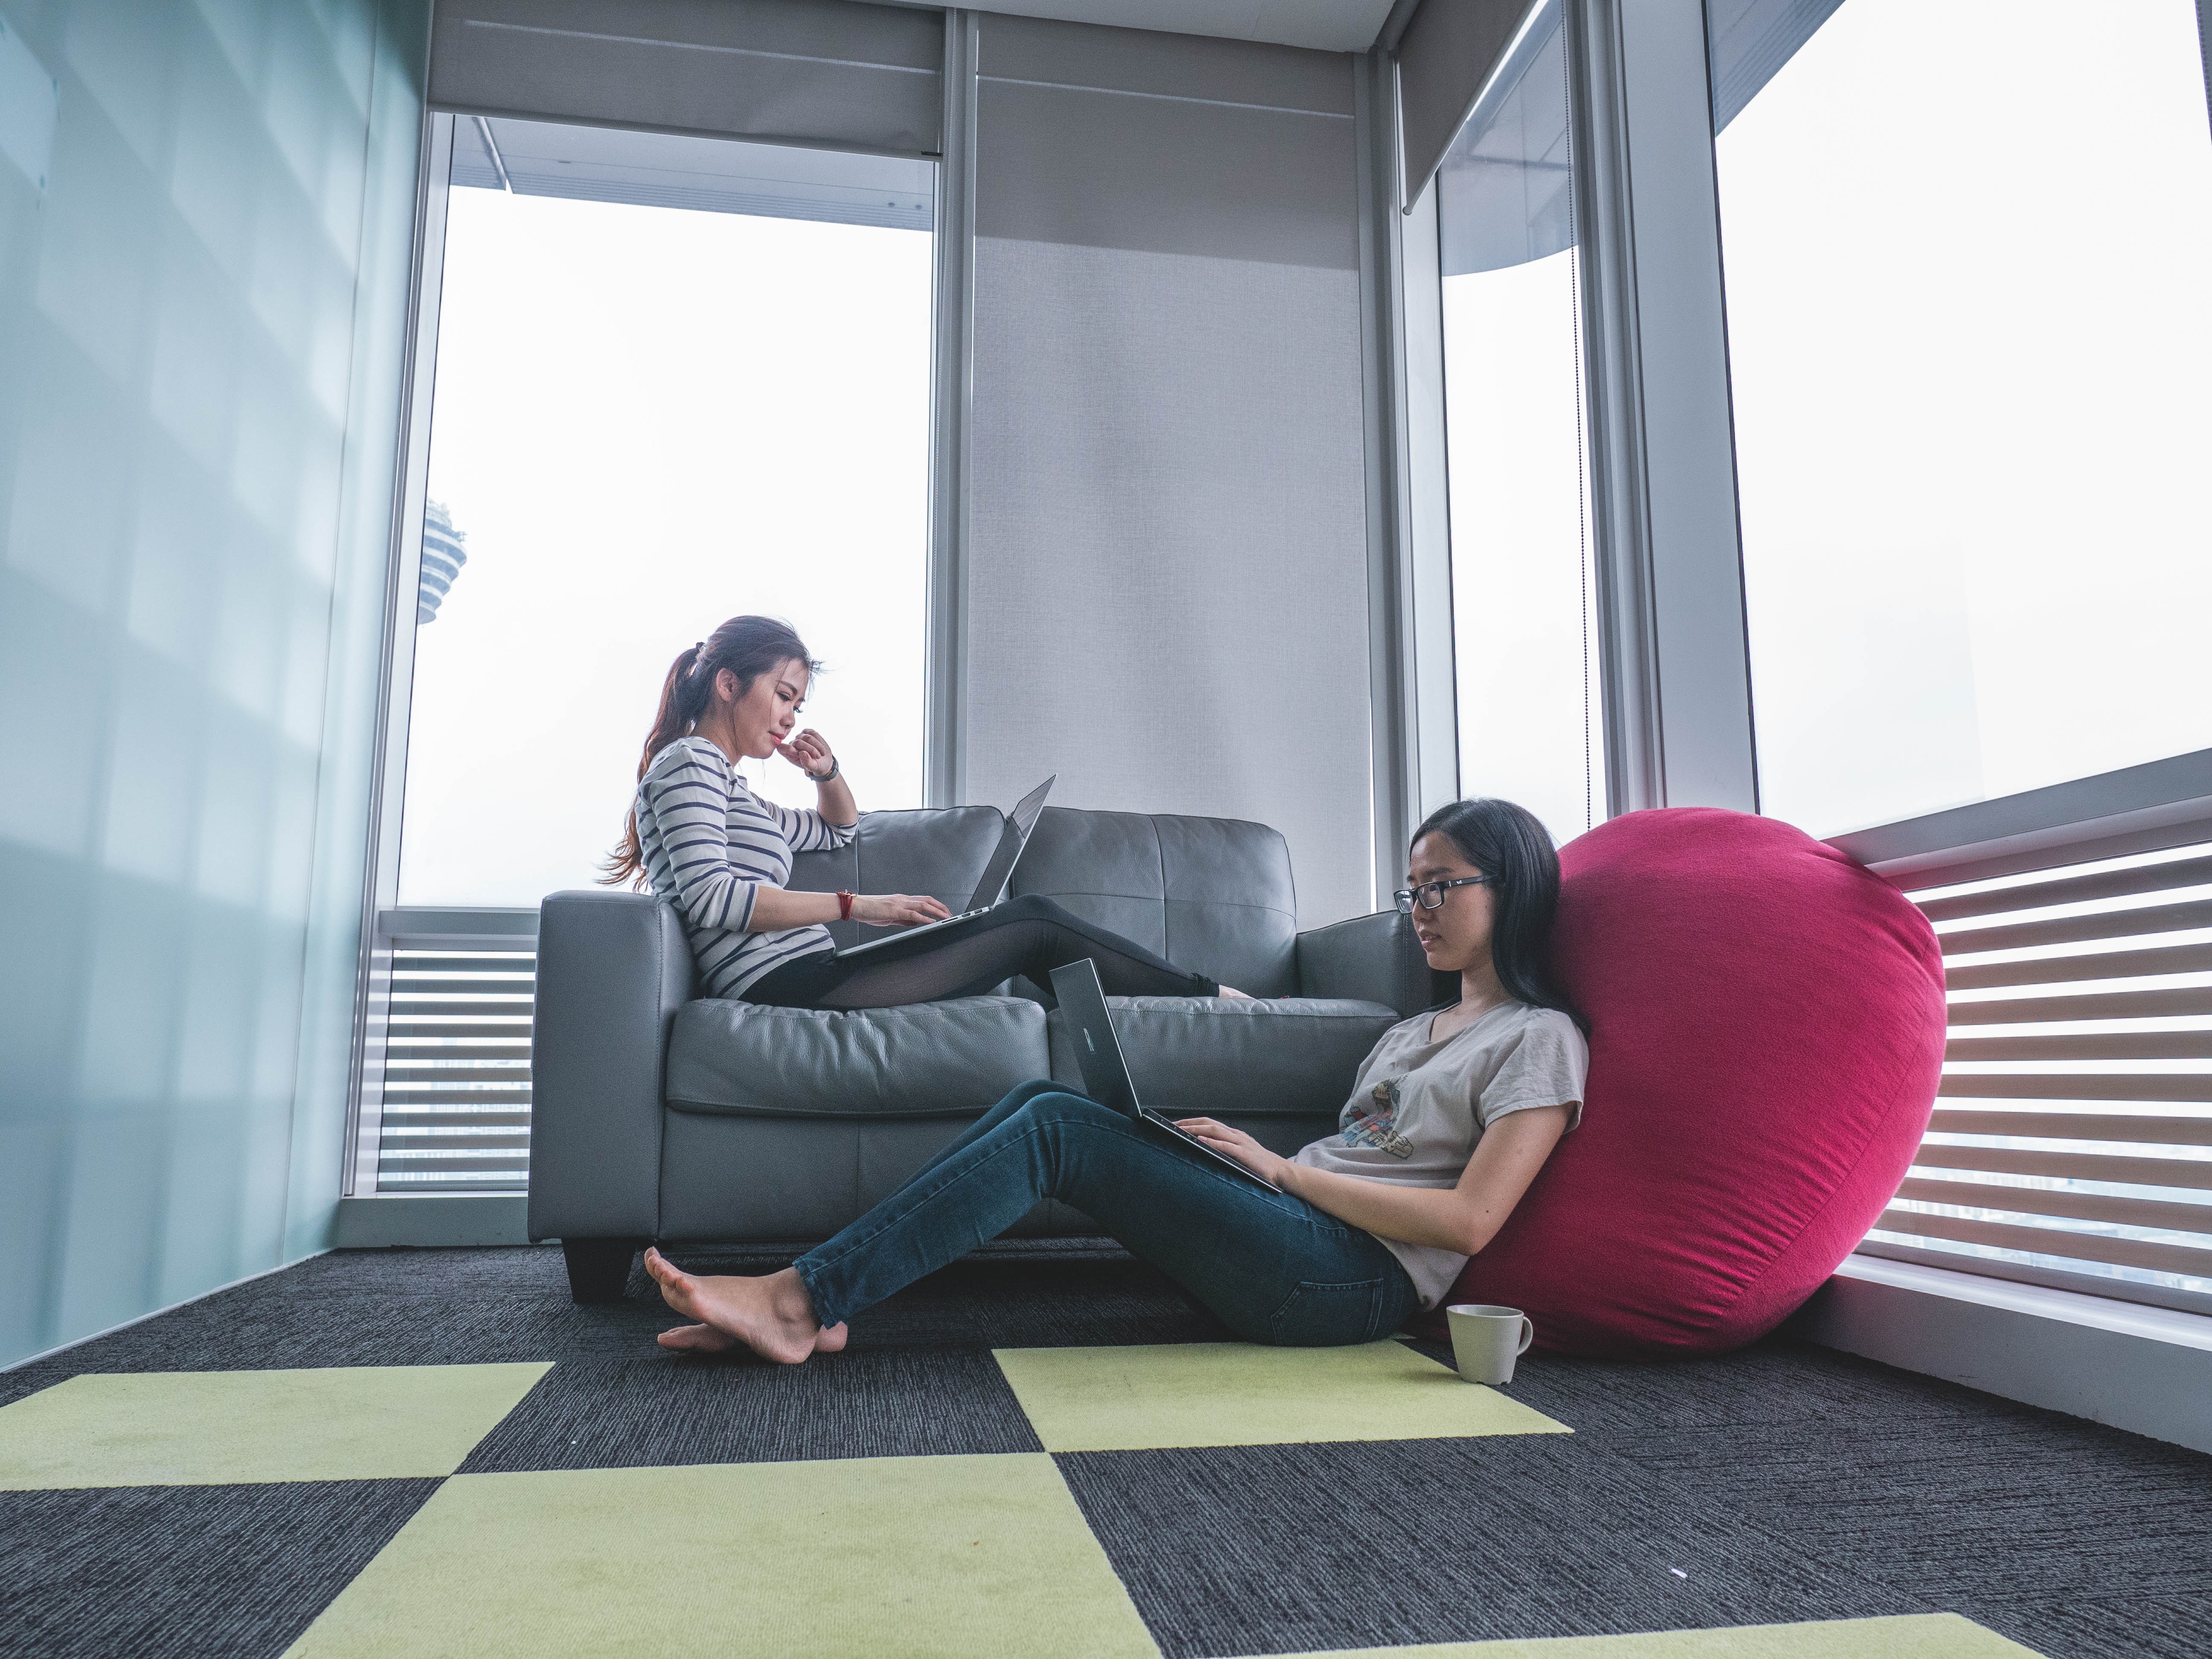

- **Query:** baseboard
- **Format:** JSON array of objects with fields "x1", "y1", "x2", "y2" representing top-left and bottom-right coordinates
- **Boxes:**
[
  {"x1": 333, "y1": 1194, "x2": 534, "y2": 1248},
  {"x1": 1787, "y1": 1254, "x2": 2212, "y2": 1455}
]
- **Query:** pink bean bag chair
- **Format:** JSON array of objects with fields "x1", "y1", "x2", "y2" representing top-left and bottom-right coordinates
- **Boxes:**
[{"x1": 1427, "y1": 807, "x2": 1945, "y2": 1358}]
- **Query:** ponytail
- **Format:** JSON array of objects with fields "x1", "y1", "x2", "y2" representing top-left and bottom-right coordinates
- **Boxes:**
[{"x1": 601, "y1": 617, "x2": 820, "y2": 888}]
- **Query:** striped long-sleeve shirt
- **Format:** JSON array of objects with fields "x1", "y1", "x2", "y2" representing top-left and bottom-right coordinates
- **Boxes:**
[{"x1": 634, "y1": 736, "x2": 856, "y2": 999}]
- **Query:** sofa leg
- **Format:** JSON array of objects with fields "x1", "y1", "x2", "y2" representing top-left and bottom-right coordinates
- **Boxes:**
[{"x1": 562, "y1": 1237, "x2": 646, "y2": 1304}]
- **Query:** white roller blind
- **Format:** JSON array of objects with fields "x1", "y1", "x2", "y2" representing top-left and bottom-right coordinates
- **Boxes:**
[
  {"x1": 430, "y1": 0, "x2": 945, "y2": 157},
  {"x1": 966, "y1": 16, "x2": 1376, "y2": 927}
]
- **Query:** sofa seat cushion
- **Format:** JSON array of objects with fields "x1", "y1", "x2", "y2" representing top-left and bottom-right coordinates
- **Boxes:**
[
  {"x1": 667, "y1": 996, "x2": 1050, "y2": 1120},
  {"x1": 1048, "y1": 996, "x2": 1400, "y2": 1121}
]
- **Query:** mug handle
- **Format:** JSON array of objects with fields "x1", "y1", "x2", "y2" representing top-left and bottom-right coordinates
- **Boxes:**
[{"x1": 1516, "y1": 1316, "x2": 1535, "y2": 1356}]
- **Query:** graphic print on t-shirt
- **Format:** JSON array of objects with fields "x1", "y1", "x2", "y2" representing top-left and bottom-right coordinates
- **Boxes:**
[{"x1": 1338, "y1": 1076, "x2": 1415, "y2": 1158}]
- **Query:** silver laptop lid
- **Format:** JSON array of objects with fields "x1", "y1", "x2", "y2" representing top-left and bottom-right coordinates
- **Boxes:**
[
  {"x1": 963, "y1": 775, "x2": 1055, "y2": 911},
  {"x1": 1047, "y1": 958, "x2": 1140, "y2": 1118}
]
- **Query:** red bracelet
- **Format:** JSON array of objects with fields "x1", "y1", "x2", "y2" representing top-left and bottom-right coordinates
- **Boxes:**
[{"x1": 837, "y1": 890, "x2": 854, "y2": 922}]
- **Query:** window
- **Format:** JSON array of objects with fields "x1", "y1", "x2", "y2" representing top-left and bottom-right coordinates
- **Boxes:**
[
  {"x1": 1714, "y1": 0, "x2": 2212, "y2": 839},
  {"x1": 1435, "y1": 1, "x2": 1607, "y2": 850},
  {"x1": 359, "y1": 117, "x2": 935, "y2": 1193},
  {"x1": 397, "y1": 117, "x2": 936, "y2": 908}
]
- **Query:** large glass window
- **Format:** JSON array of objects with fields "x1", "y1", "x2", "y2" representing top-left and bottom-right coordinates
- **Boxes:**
[
  {"x1": 1714, "y1": 0, "x2": 2212, "y2": 838},
  {"x1": 1436, "y1": 1, "x2": 1607, "y2": 850},
  {"x1": 396, "y1": 119, "x2": 935, "y2": 907}
]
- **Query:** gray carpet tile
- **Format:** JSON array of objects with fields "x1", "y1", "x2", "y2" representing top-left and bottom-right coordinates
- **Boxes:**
[
  {"x1": 0, "y1": 1479, "x2": 438, "y2": 1659},
  {"x1": 1607, "y1": 1413, "x2": 2212, "y2": 1606},
  {"x1": 1967, "y1": 1593, "x2": 2212, "y2": 1659},
  {"x1": 1409, "y1": 1335, "x2": 2057, "y2": 1441},
  {"x1": 1054, "y1": 1437, "x2": 1929, "y2": 1659},
  {"x1": 458, "y1": 1348, "x2": 1042, "y2": 1472},
  {"x1": 1, "y1": 1246, "x2": 1222, "y2": 1403}
]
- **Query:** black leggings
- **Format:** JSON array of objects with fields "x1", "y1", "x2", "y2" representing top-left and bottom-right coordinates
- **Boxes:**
[{"x1": 740, "y1": 894, "x2": 1220, "y2": 1010}]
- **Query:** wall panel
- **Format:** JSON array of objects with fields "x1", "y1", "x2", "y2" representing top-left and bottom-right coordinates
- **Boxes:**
[{"x1": 0, "y1": 0, "x2": 427, "y2": 1368}]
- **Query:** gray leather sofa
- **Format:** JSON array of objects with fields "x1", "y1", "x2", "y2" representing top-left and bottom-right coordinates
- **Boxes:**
[{"x1": 529, "y1": 805, "x2": 1439, "y2": 1301}]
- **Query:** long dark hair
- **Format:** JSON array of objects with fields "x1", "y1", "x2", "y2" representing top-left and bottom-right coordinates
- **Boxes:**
[
  {"x1": 601, "y1": 615, "x2": 821, "y2": 888},
  {"x1": 1413, "y1": 797, "x2": 1586, "y2": 1031}
]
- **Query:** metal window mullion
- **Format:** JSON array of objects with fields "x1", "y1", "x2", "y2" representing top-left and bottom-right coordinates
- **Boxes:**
[
  {"x1": 1356, "y1": 49, "x2": 1418, "y2": 907},
  {"x1": 1563, "y1": 0, "x2": 1755, "y2": 816},
  {"x1": 924, "y1": 10, "x2": 978, "y2": 809},
  {"x1": 345, "y1": 111, "x2": 454, "y2": 1198}
]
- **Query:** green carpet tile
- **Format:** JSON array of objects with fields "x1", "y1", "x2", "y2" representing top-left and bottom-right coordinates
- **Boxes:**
[{"x1": 2, "y1": 1245, "x2": 2209, "y2": 1659}]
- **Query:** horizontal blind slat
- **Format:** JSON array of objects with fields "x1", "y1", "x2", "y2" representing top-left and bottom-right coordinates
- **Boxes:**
[
  {"x1": 1894, "y1": 1176, "x2": 2212, "y2": 1235},
  {"x1": 389, "y1": 952, "x2": 538, "y2": 970},
  {"x1": 1875, "y1": 1208, "x2": 2212, "y2": 1279},
  {"x1": 1942, "y1": 943, "x2": 2212, "y2": 990},
  {"x1": 379, "y1": 1088, "x2": 533, "y2": 1103},
  {"x1": 386, "y1": 1023, "x2": 536, "y2": 1039},
  {"x1": 1946, "y1": 988, "x2": 2212, "y2": 1025},
  {"x1": 1926, "y1": 1109, "x2": 2212, "y2": 1145},
  {"x1": 1936, "y1": 897, "x2": 2212, "y2": 955},
  {"x1": 383, "y1": 1051, "x2": 535, "y2": 1066},
  {"x1": 384, "y1": 1000, "x2": 536, "y2": 1017},
  {"x1": 386, "y1": 980, "x2": 537, "y2": 996},
  {"x1": 1945, "y1": 1032, "x2": 2212, "y2": 1061},
  {"x1": 1917, "y1": 855, "x2": 2212, "y2": 923},
  {"x1": 1937, "y1": 1074, "x2": 2212, "y2": 1103},
  {"x1": 1911, "y1": 1143, "x2": 2212, "y2": 1190},
  {"x1": 378, "y1": 1154, "x2": 534, "y2": 1171}
]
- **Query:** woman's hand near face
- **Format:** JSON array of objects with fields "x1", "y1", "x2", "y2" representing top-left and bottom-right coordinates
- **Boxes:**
[
  {"x1": 851, "y1": 892, "x2": 953, "y2": 928},
  {"x1": 1172, "y1": 1118, "x2": 1293, "y2": 1186},
  {"x1": 777, "y1": 728, "x2": 836, "y2": 778},
  {"x1": 781, "y1": 727, "x2": 859, "y2": 827}
]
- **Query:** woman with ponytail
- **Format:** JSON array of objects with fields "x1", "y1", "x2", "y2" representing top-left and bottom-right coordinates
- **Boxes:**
[{"x1": 606, "y1": 615, "x2": 1243, "y2": 1009}]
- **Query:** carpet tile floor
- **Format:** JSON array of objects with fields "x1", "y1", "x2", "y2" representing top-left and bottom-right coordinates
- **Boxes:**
[{"x1": 1, "y1": 1243, "x2": 2206, "y2": 1658}]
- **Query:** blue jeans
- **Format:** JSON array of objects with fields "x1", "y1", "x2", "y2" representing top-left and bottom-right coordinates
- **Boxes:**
[{"x1": 792, "y1": 1080, "x2": 1420, "y2": 1345}]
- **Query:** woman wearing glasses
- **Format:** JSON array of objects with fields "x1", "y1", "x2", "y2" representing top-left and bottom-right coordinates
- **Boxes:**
[{"x1": 644, "y1": 796, "x2": 1590, "y2": 1362}]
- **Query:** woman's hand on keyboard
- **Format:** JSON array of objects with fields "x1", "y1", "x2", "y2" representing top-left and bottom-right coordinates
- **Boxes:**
[{"x1": 852, "y1": 893, "x2": 954, "y2": 928}]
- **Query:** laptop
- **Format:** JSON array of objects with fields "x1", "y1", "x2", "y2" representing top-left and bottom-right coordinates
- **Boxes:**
[
  {"x1": 834, "y1": 776, "x2": 1056, "y2": 959},
  {"x1": 1048, "y1": 958, "x2": 1283, "y2": 1192}
]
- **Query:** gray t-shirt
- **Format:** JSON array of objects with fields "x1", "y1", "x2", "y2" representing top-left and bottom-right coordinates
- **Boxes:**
[{"x1": 1293, "y1": 1000, "x2": 1589, "y2": 1309}]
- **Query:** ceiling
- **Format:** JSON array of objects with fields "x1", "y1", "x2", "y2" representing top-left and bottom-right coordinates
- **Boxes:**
[{"x1": 873, "y1": 0, "x2": 1402, "y2": 55}]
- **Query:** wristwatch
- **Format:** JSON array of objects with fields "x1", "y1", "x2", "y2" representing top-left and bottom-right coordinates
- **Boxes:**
[{"x1": 813, "y1": 756, "x2": 840, "y2": 782}]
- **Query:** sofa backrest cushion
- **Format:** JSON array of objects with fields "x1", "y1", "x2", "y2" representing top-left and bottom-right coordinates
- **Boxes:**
[
  {"x1": 789, "y1": 806, "x2": 1006, "y2": 951},
  {"x1": 1011, "y1": 808, "x2": 1299, "y2": 998}
]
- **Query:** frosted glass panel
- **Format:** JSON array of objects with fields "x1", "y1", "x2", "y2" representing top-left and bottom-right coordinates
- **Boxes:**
[
  {"x1": 1717, "y1": 0, "x2": 2212, "y2": 838},
  {"x1": 0, "y1": 0, "x2": 422, "y2": 1366},
  {"x1": 396, "y1": 128, "x2": 933, "y2": 909}
]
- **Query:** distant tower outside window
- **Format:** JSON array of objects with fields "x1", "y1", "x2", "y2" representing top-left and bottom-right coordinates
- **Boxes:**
[{"x1": 416, "y1": 501, "x2": 468, "y2": 624}]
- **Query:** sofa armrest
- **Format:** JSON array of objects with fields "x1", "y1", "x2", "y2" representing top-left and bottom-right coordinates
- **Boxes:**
[
  {"x1": 1292, "y1": 908, "x2": 1444, "y2": 1018},
  {"x1": 527, "y1": 891, "x2": 696, "y2": 1243}
]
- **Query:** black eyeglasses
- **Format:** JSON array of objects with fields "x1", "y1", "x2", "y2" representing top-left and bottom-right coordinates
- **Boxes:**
[{"x1": 1393, "y1": 874, "x2": 1496, "y2": 914}]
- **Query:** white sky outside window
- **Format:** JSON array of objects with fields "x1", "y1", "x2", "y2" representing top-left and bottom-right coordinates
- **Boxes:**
[
  {"x1": 1443, "y1": 252, "x2": 1604, "y2": 849},
  {"x1": 397, "y1": 186, "x2": 933, "y2": 908},
  {"x1": 1718, "y1": 0, "x2": 2212, "y2": 840}
]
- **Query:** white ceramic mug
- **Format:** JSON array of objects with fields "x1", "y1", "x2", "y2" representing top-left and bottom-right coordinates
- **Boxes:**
[{"x1": 1445, "y1": 1304, "x2": 1535, "y2": 1385}]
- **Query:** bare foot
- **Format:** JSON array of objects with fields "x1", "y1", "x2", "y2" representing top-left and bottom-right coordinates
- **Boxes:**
[
  {"x1": 642, "y1": 1248, "x2": 822, "y2": 1365},
  {"x1": 658, "y1": 1320, "x2": 847, "y2": 1355},
  {"x1": 1218, "y1": 985, "x2": 1254, "y2": 1000},
  {"x1": 658, "y1": 1321, "x2": 739, "y2": 1354}
]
